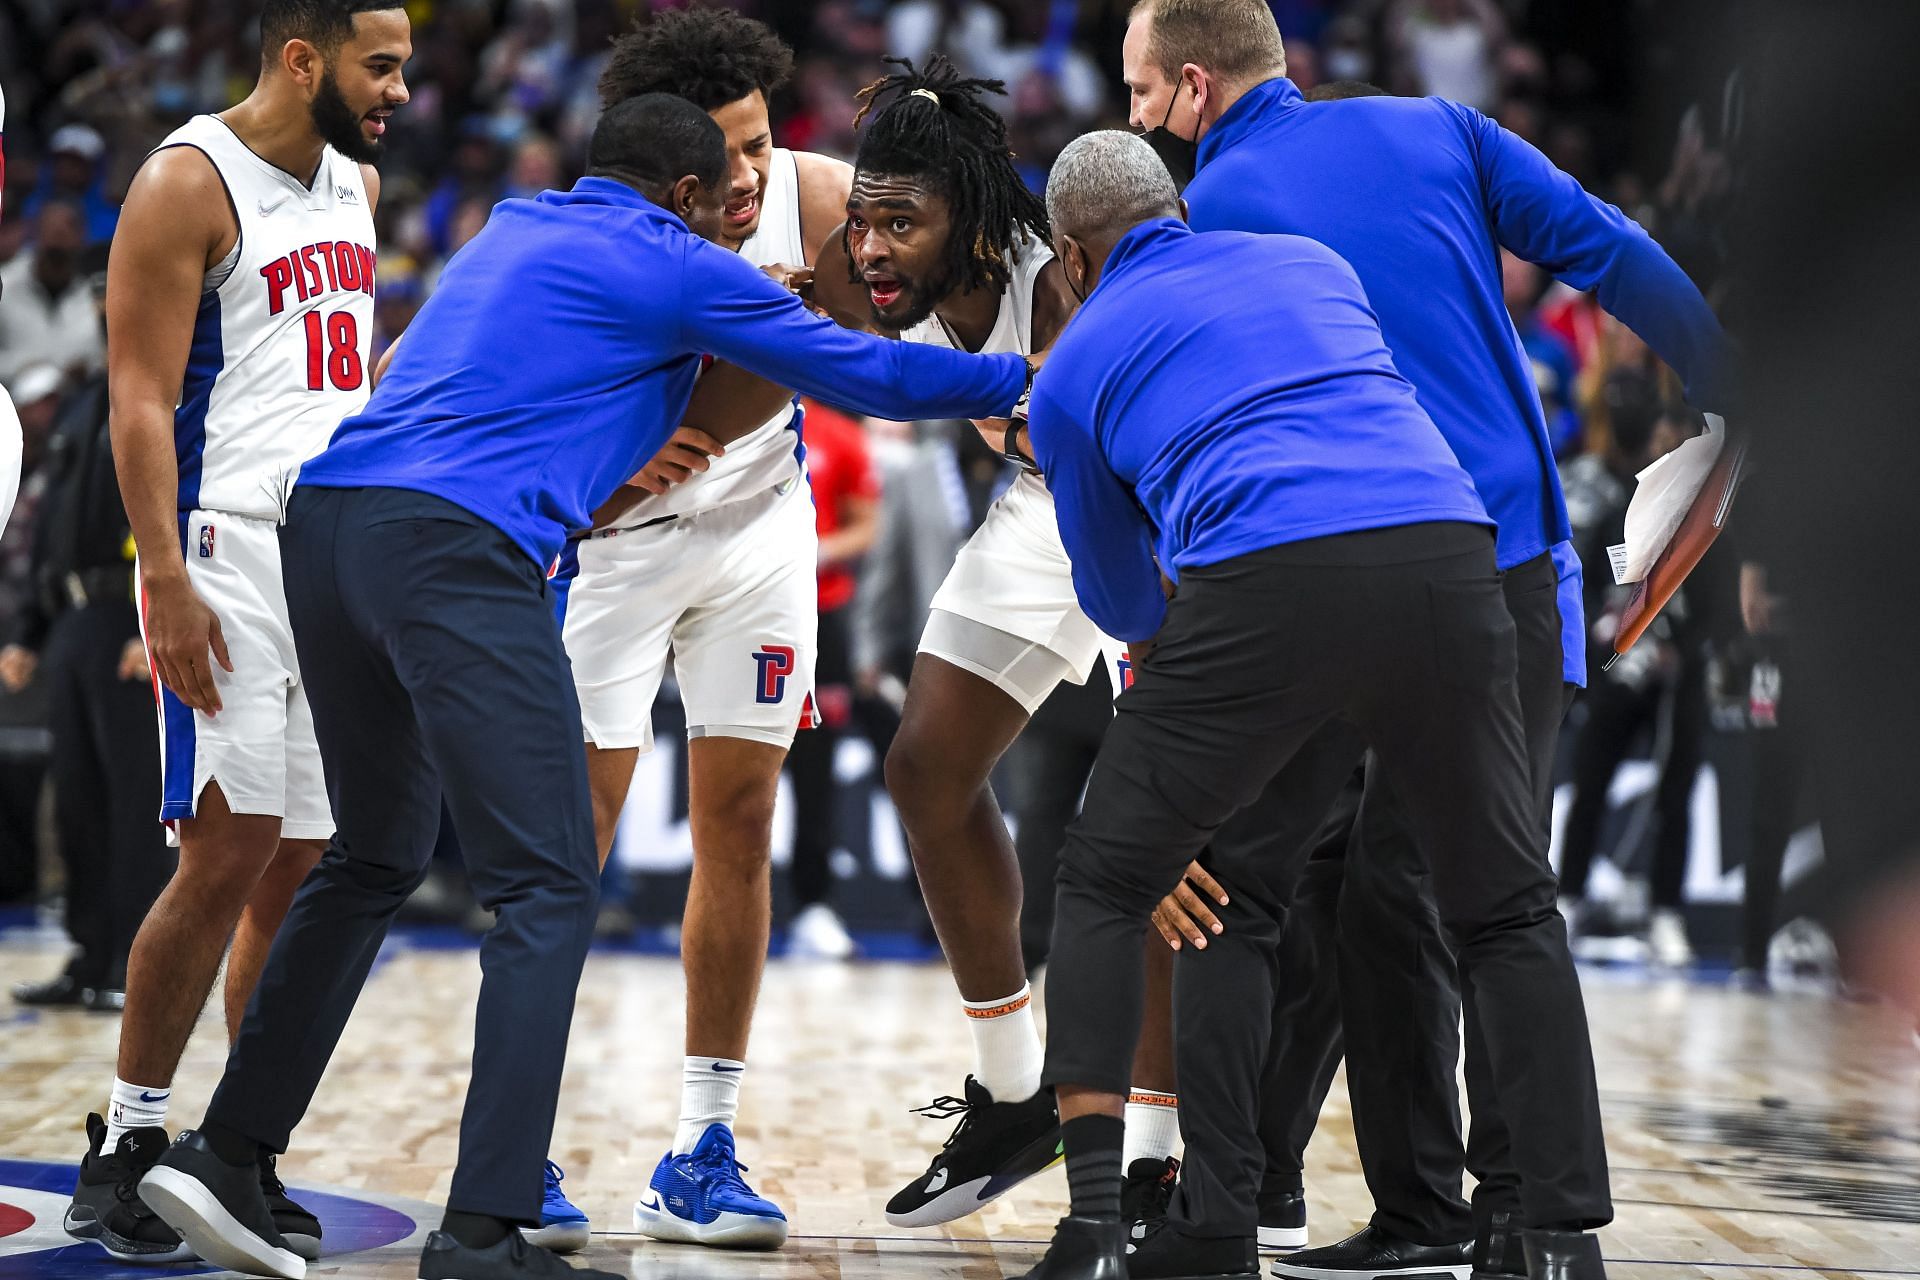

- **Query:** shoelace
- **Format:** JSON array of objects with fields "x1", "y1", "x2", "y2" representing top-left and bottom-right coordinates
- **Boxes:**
[
  {"x1": 687, "y1": 1142, "x2": 756, "y2": 1196},
  {"x1": 259, "y1": 1155, "x2": 287, "y2": 1198},
  {"x1": 909, "y1": 1094, "x2": 978, "y2": 1152},
  {"x1": 1132, "y1": 1162, "x2": 1177, "y2": 1221},
  {"x1": 543, "y1": 1160, "x2": 567, "y2": 1192}
]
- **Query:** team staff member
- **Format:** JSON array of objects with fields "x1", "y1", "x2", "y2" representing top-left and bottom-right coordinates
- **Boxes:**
[
  {"x1": 1017, "y1": 132, "x2": 1608, "y2": 1280},
  {"x1": 138, "y1": 95, "x2": 1032, "y2": 1280},
  {"x1": 1122, "y1": 0, "x2": 1734, "y2": 1269}
]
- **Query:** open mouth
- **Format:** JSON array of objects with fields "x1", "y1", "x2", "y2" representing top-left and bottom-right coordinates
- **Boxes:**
[
  {"x1": 364, "y1": 108, "x2": 390, "y2": 137},
  {"x1": 724, "y1": 192, "x2": 759, "y2": 227},
  {"x1": 866, "y1": 276, "x2": 903, "y2": 309}
]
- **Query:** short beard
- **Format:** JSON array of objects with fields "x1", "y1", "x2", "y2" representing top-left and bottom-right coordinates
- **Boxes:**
[
  {"x1": 874, "y1": 263, "x2": 959, "y2": 332},
  {"x1": 311, "y1": 68, "x2": 382, "y2": 164}
]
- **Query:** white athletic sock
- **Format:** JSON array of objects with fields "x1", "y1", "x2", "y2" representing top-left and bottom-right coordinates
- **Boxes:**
[
  {"x1": 105, "y1": 1077, "x2": 170, "y2": 1151},
  {"x1": 1124, "y1": 1088, "x2": 1181, "y2": 1166},
  {"x1": 674, "y1": 1057, "x2": 744, "y2": 1155},
  {"x1": 962, "y1": 984, "x2": 1044, "y2": 1103}
]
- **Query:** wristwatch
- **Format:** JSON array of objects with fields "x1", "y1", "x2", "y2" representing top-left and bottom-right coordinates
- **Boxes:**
[{"x1": 1004, "y1": 358, "x2": 1041, "y2": 473}]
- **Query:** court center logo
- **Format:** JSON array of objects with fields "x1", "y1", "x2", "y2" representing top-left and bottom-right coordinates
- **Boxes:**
[{"x1": 0, "y1": 1157, "x2": 425, "y2": 1277}]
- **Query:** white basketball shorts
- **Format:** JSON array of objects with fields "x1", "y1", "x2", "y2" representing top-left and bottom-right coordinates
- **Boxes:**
[
  {"x1": 555, "y1": 477, "x2": 820, "y2": 753},
  {"x1": 920, "y1": 472, "x2": 1131, "y2": 714},
  {"x1": 142, "y1": 509, "x2": 331, "y2": 841}
]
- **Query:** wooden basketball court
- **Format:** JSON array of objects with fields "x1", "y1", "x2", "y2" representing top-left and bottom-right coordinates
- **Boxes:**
[{"x1": 2, "y1": 937, "x2": 1916, "y2": 1278}]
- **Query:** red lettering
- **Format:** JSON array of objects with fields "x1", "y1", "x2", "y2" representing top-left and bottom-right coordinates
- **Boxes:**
[
  {"x1": 298, "y1": 246, "x2": 324, "y2": 298},
  {"x1": 318, "y1": 241, "x2": 340, "y2": 292},
  {"x1": 354, "y1": 245, "x2": 377, "y2": 297},
  {"x1": 260, "y1": 259, "x2": 295, "y2": 315},
  {"x1": 332, "y1": 241, "x2": 361, "y2": 292},
  {"x1": 290, "y1": 251, "x2": 311, "y2": 303}
]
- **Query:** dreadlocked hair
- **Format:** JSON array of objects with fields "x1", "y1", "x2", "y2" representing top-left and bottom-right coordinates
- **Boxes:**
[{"x1": 847, "y1": 55, "x2": 1049, "y2": 296}]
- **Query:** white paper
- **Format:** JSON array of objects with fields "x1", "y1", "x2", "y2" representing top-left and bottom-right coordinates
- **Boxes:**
[{"x1": 1608, "y1": 412, "x2": 1725, "y2": 585}]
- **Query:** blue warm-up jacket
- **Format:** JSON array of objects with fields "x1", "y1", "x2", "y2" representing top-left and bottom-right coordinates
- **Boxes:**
[
  {"x1": 1027, "y1": 218, "x2": 1490, "y2": 644},
  {"x1": 302, "y1": 177, "x2": 1026, "y2": 568},
  {"x1": 1186, "y1": 78, "x2": 1736, "y2": 682}
]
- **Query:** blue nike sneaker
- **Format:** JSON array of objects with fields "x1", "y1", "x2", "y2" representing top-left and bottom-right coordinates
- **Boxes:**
[
  {"x1": 518, "y1": 1160, "x2": 590, "y2": 1254},
  {"x1": 632, "y1": 1124, "x2": 788, "y2": 1249}
]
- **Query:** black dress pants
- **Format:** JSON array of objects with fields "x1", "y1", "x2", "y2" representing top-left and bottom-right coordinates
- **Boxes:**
[
  {"x1": 1043, "y1": 525, "x2": 1608, "y2": 1238},
  {"x1": 44, "y1": 599, "x2": 172, "y2": 986},
  {"x1": 1015, "y1": 662, "x2": 1113, "y2": 973},
  {"x1": 206, "y1": 486, "x2": 600, "y2": 1223}
]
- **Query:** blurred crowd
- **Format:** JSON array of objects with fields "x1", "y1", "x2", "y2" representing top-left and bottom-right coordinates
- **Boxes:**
[{"x1": 0, "y1": 1, "x2": 1817, "y2": 983}]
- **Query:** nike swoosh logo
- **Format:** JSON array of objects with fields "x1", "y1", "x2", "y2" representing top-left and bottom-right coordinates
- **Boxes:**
[
  {"x1": 138, "y1": 1091, "x2": 169, "y2": 1103},
  {"x1": 925, "y1": 1168, "x2": 949, "y2": 1192},
  {"x1": 637, "y1": 1192, "x2": 661, "y2": 1212},
  {"x1": 257, "y1": 197, "x2": 288, "y2": 216},
  {"x1": 711, "y1": 1063, "x2": 743, "y2": 1073}
]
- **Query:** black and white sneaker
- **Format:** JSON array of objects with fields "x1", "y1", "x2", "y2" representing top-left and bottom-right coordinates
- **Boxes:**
[
  {"x1": 259, "y1": 1151, "x2": 323, "y2": 1260},
  {"x1": 1270, "y1": 1225, "x2": 1471, "y2": 1280},
  {"x1": 885, "y1": 1076, "x2": 1061, "y2": 1227},
  {"x1": 141, "y1": 1131, "x2": 306, "y2": 1278},
  {"x1": 1128, "y1": 1217, "x2": 1259, "y2": 1279},
  {"x1": 417, "y1": 1229, "x2": 623, "y2": 1279},
  {"x1": 1258, "y1": 1184, "x2": 1308, "y2": 1252},
  {"x1": 64, "y1": 1114, "x2": 196, "y2": 1262},
  {"x1": 1121, "y1": 1155, "x2": 1180, "y2": 1233}
]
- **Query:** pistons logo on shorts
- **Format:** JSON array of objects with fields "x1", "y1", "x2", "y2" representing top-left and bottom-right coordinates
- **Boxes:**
[
  {"x1": 752, "y1": 645, "x2": 795, "y2": 704},
  {"x1": 1116, "y1": 652, "x2": 1135, "y2": 691},
  {"x1": 198, "y1": 524, "x2": 216, "y2": 558}
]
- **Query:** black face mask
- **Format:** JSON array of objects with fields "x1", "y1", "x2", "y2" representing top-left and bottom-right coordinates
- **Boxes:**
[{"x1": 1141, "y1": 84, "x2": 1199, "y2": 192}]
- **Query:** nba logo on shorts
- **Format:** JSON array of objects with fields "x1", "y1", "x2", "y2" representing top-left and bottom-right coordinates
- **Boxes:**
[
  {"x1": 198, "y1": 524, "x2": 216, "y2": 558},
  {"x1": 753, "y1": 645, "x2": 795, "y2": 704}
]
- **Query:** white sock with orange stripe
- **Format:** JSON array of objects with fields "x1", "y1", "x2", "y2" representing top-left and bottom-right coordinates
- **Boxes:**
[
  {"x1": 962, "y1": 984, "x2": 1043, "y2": 1103},
  {"x1": 1124, "y1": 1088, "x2": 1181, "y2": 1165}
]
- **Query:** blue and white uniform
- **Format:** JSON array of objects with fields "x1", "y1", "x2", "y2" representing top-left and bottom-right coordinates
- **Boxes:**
[
  {"x1": 554, "y1": 148, "x2": 820, "y2": 754},
  {"x1": 904, "y1": 236, "x2": 1131, "y2": 711},
  {"x1": 140, "y1": 115, "x2": 374, "y2": 837}
]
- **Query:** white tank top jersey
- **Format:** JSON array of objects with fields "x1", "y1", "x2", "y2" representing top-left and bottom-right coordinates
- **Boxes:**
[
  {"x1": 153, "y1": 115, "x2": 376, "y2": 521},
  {"x1": 627, "y1": 146, "x2": 809, "y2": 521},
  {"x1": 903, "y1": 232, "x2": 1053, "y2": 503}
]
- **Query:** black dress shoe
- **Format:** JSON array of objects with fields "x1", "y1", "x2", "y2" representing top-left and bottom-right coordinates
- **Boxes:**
[
  {"x1": 1471, "y1": 1211, "x2": 1524, "y2": 1279},
  {"x1": 13, "y1": 972, "x2": 93, "y2": 1007},
  {"x1": 1022, "y1": 1214, "x2": 1127, "y2": 1279},
  {"x1": 419, "y1": 1229, "x2": 622, "y2": 1278},
  {"x1": 1128, "y1": 1218, "x2": 1258, "y2": 1278},
  {"x1": 1522, "y1": 1229, "x2": 1606, "y2": 1280},
  {"x1": 1270, "y1": 1224, "x2": 1471, "y2": 1279}
]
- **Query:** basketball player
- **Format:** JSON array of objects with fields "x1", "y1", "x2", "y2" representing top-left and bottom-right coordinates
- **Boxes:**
[
  {"x1": 529, "y1": 10, "x2": 854, "y2": 1252},
  {"x1": 808, "y1": 58, "x2": 1119, "y2": 1228},
  {"x1": 65, "y1": 0, "x2": 409, "y2": 1262}
]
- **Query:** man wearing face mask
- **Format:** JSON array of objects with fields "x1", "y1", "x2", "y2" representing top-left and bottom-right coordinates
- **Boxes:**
[
  {"x1": 1116, "y1": 2, "x2": 1734, "y2": 1278},
  {"x1": 0, "y1": 200, "x2": 104, "y2": 385}
]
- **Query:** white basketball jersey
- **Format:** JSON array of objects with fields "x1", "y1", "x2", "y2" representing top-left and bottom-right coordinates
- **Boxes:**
[
  {"x1": 155, "y1": 116, "x2": 376, "y2": 520},
  {"x1": 629, "y1": 147, "x2": 809, "y2": 521},
  {"x1": 903, "y1": 233, "x2": 1054, "y2": 507}
]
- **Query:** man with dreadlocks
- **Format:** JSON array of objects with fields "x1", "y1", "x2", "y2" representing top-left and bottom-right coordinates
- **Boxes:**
[
  {"x1": 810, "y1": 56, "x2": 1124, "y2": 1229},
  {"x1": 528, "y1": 7, "x2": 855, "y2": 1254}
]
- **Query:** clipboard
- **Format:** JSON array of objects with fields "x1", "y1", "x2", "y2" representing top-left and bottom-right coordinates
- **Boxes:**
[{"x1": 1607, "y1": 435, "x2": 1748, "y2": 664}]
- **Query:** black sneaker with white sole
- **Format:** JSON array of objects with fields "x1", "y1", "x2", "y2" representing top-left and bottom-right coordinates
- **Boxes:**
[
  {"x1": 1258, "y1": 1185, "x2": 1308, "y2": 1252},
  {"x1": 259, "y1": 1151, "x2": 322, "y2": 1260},
  {"x1": 140, "y1": 1131, "x2": 306, "y2": 1278},
  {"x1": 417, "y1": 1229, "x2": 623, "y2": 1279},
  {"x1": 1127, "y1": 1218, "x2": 1260, "y2": 1279},
  {"x1": 65, "y1": 1114, "x2": 196, "y2": 1263},
  {"x1": 1269, "y1": 1225, "x2": 1472, "y2": 1280},
  {"x1": 885, "y1": 1076, "x2": 1061, "y2": 1227},
  {"x1": 1121, "y1": 1156, "x2": 1180, "y2": 1231}
]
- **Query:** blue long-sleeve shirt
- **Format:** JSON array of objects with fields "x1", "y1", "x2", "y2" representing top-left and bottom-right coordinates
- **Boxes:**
[
  {"x1": 1028, "y1": 218, "x2": 1490, "y2": 643},
  {"x1": 1187, "y1": 78, "x2": 1736, "y2": 682},
  {"x1": 301, "y1": 177, "x2": 1026, "y2": 567}
]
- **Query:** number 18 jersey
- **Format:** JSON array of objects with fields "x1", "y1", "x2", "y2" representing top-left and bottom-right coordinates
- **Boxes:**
[{"x1": 155, "y1": 115, "x2": 376, "y2": 520}]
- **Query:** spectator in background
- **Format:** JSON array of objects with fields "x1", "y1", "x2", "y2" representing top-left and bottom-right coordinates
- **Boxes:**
[
  {"x1": 422, "y1": 117, "x2": 503, "y2": 258},
  {"x1": 0, "y1": 202, "x2": 103, "y2": 385},
  {"x1": 372, "y1": 254, "x2": 427, "y2": 358},
  {"x1": 505, "y1": 131, "x2": 563, "y2": 200},
  {"x1": 1556, "y1": 373, "x2": 1702, "y2": 966},
  {"x1": 23, "y1": 124, "x2": 118, "y2": 246},
  {"x1": 1502, "y1": 250, "x2": 1581, "y2": 455},
  {"x1": 3, "y1": 335, "x2": 169, "y2": 1011},
  {"x1": 0, "y1": 364, "x2": 64, "y2": 624},
  {"x1": 784, "y1": 398, "x2": 881, "y2": 960},
  {"x1": 1387, "y1": 0, "x2": 1506, "y2": 110}
]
